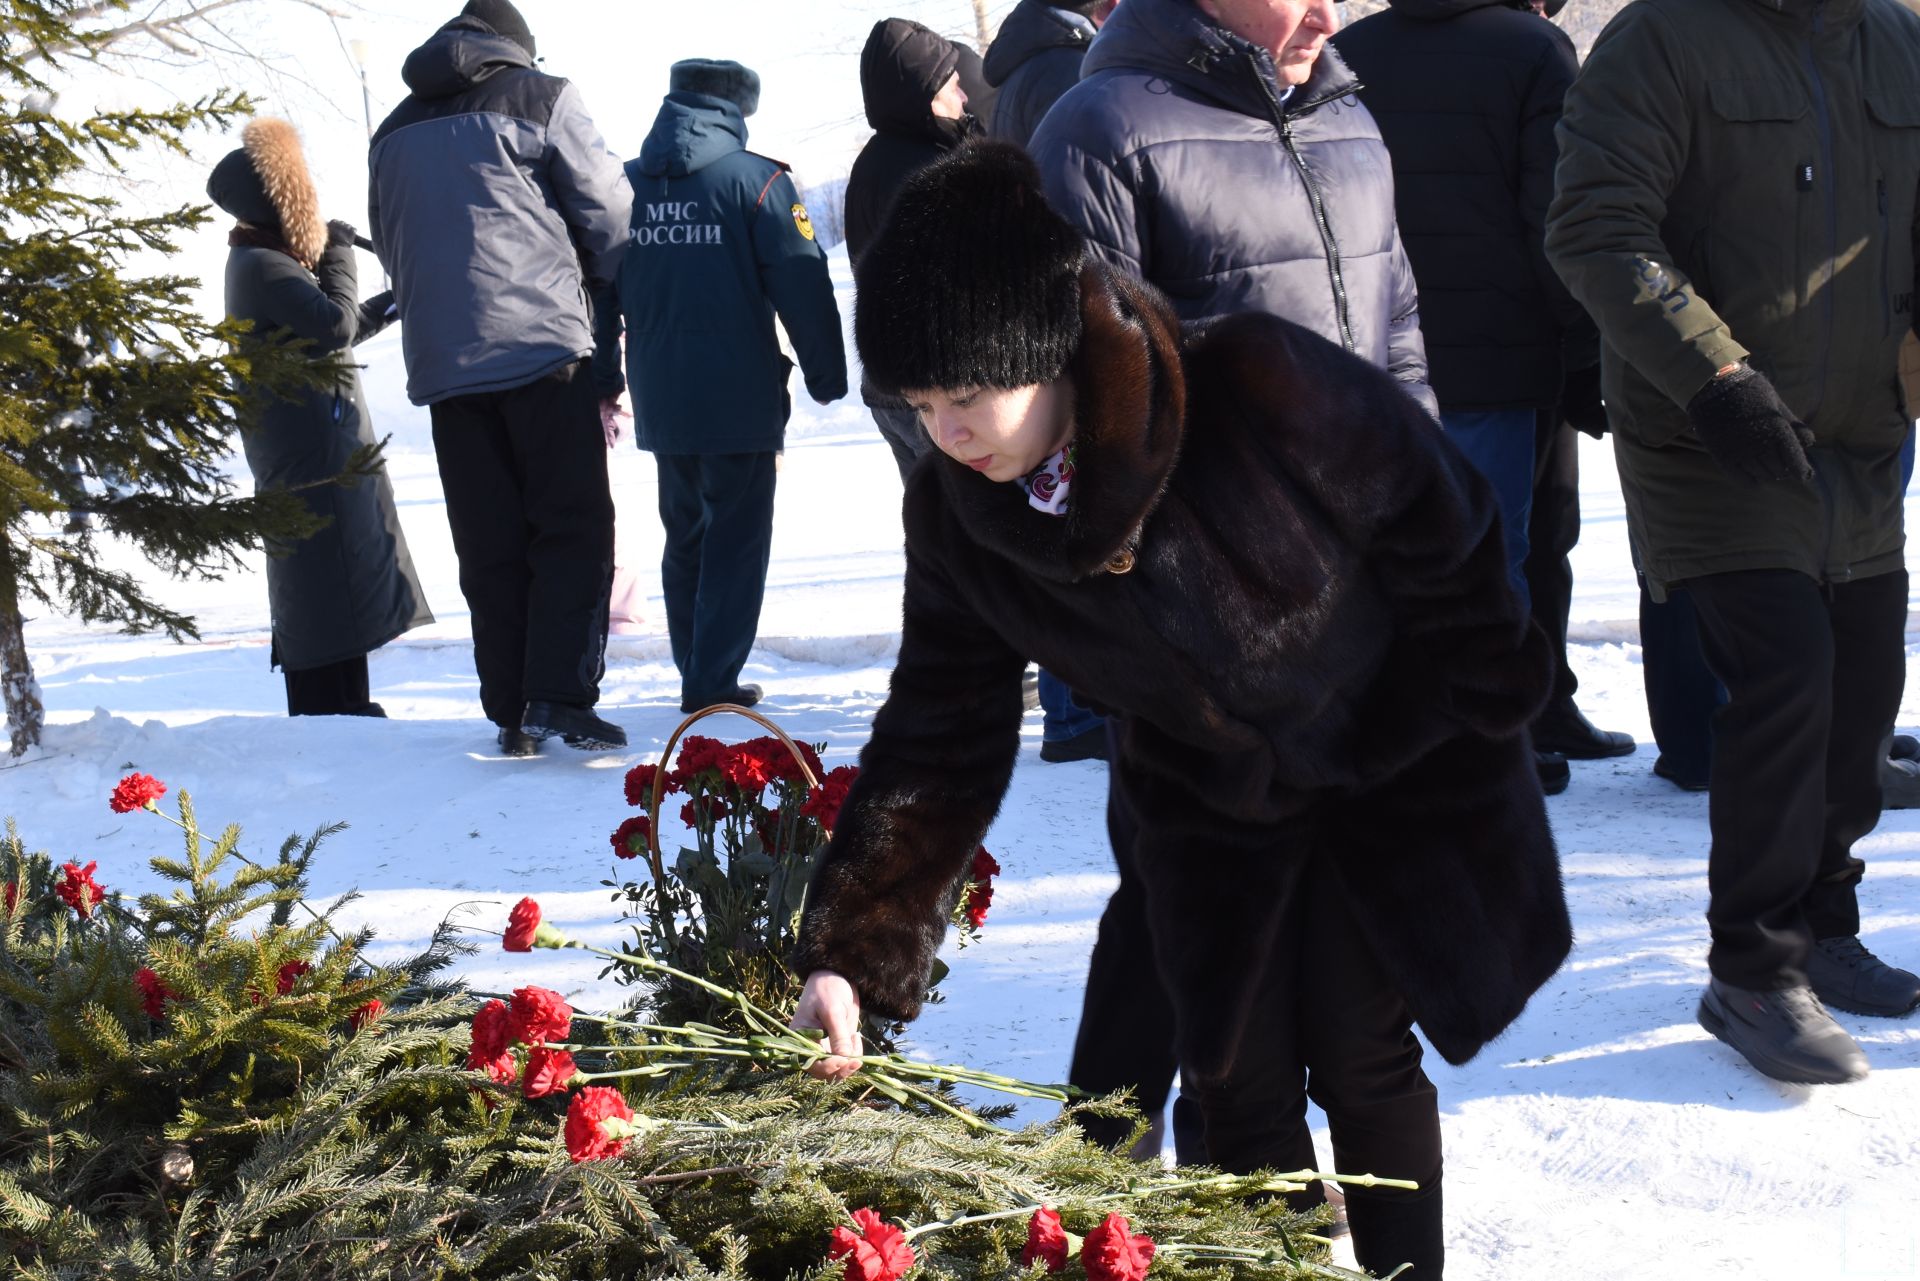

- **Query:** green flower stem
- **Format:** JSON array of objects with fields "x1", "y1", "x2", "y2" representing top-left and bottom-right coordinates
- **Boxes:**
[{"x1": 900, "y1": 1203, "x2": 1044, "y2": 1243}]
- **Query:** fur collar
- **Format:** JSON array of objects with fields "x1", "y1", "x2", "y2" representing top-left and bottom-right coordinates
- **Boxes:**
[
  {"x1": 241, "y1": 118, "x2": 324, "y2": 270},
  {"x1": 931, "y1": 261, "x2": 1187, "y2": 583}
]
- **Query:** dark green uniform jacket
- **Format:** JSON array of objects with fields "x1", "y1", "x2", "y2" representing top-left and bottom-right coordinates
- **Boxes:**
[
  {"x1": 591, "y1": 92, "x2": 847, "y2": 455},
  {"x1": 1546, "y1": 0, "x2": 1920, "y2": 594}
]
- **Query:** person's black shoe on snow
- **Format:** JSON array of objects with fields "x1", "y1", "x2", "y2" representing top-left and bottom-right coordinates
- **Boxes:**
[
  {"x1": 1806, "y1": 936, "x2": 1920, "y2": 1017},
  {"x1": 1536, "y1": 750, "x2": 1570, "y2": 796},
  {"x1": 1040, "y1": 724, "x2": 1109, "y2": 764},
  {"x1": 1696, "y1": 977, "x2": 1868, "y2": 1084},
  {"x1": 1531, "y1": 701, "x2": 1635, "y2": 759},
  {"x1": 497, "y1": 726, "x2": 540, "y2": 757},
  {"x1": 521, "y1": 701, "x2": 628, "y2": 751},
  {"x1": 1652, "y1": 755, "x2": 1710, "y2": 792},
  {"x1": 679, "y1": 683, "x2": 763, "y2": 715}
]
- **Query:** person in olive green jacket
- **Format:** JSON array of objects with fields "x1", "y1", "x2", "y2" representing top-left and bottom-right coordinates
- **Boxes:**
[{"x1": 1547, "y1": 0, "x2": 1920, "y2": 1088}]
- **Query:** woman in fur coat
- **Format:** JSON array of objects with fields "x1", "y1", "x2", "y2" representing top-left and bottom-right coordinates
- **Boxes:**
[
  {"x1": 207, "y1": 118, "x2": 431, "y2": 717},
  {"x1": 789, "y1": 142, "x2": 1572, "y2": 1279}
]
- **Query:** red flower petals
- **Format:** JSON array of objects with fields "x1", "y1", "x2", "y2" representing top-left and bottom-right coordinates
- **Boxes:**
[
  {"x1": 466, "y1": 999, "x2": 516, "y2": 1083},
  {"x1": 109, "y1": 773, "x2": 166, "y2": 814},
  {"x1": 563, "y1": 1085, "x2": 634, "y2": 1162},
  {"x1": 1021, "y1": 1206, "x2": 1071, "y2": 1272},
  {"x1": 134, "y1": 967, "x2": 176, "y2": 1019},
  {"x1": 610, "y1": 815, "x2": 651, "y2": 859},
  {"x1": 1082, "y1": 1213, "x2": 1155, "y2": 1281},
  {"x1": 275, "y1": 960, "x2": 311, "y2": 995},
  {"x1": 523, "y1": 1046, "x2": 578, "y2": 1098},
  {"x1": 503, "y1": 897, "x2": 542, "y2": 952},
  {"x1": 798, "y1": 765, "x2": 860, "y2": 829},
  {"x1": 55, "y1": 861, "x2": 105, "y2": 919},
  {"x1": 507, "y1": 985, "x2": 573, "y2": 1046},
  {"x1": 828, "y1": 1207, "x2": 916, "y2": 1281},
  {"x1": 349, "y1": 998, "x2": 383, "y2": 1030}
]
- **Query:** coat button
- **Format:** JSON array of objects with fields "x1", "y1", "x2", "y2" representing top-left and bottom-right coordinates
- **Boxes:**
[{"x1": 1106, "y1": 549, "x2": 1136, "y2": 574}]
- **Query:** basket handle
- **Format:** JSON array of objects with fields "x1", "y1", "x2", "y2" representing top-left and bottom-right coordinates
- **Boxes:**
[{"x1": 642, "y1": 703, "x2": 828, "y2": 886}]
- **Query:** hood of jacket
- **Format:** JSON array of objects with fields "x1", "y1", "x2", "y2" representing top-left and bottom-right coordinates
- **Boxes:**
[
  {"x1": 983, "y1": 0, "x2": 1095, "y2": 87},
  {"x1": 1084, "y1": 0, "x2": 1360, "y2": 118},
  {"x1": 207, "y1": 117, "x2": 326, "y2": 269},
  {"x1": 1385, "y1": 0, "x2": 1518, "y2": 17},
  {"x1": 635, "y1": 92, "x2": 747, "y2": 178},
  {"x1": 400, "y1": 15, "x2": 533, "y2": 100},
  {"x1": 861, "y1": 17, "x2": 963, "y2": 136}
]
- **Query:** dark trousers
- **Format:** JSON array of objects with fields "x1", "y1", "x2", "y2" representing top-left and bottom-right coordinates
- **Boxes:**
[
  {"x1": 1071, "y1": 754, "x2": 1443, "y2": 1274},
  {"x1": 283, "y1": 655, "x2": 372, "y2": 717},
  {"x1": 1524, "y1": 416, "x2": 1582, "y2": 710},
  {"x1": 655, "y1": 450, "x2": 776, "y2": 703},
  {"x1": 428, "y1": 361, "x2": 613, "y2": 730},
  {"x1": 1685, "y1": 568, "x2": 1907, "y2": 989},
  {"x1": 1641, "y1": 580, "x2": 1725, "y2": 781},
  {"x1": 869, "y1": 401, "x2": 930, "y2": 482}
]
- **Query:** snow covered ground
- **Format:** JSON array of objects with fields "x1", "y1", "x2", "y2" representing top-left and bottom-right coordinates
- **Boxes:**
[{"x1": 7, "y1": 244, "x2": 1919, "y2": 1279}]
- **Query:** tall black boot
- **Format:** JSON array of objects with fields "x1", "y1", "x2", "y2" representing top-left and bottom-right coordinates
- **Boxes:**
[{"x1": 1345, "y1": 1175, "x2": 1444, "y2": 1279}]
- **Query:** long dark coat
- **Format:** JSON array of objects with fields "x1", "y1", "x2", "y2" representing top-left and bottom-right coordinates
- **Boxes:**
[
  {"x1": 794, "y1": 263, "x2": 1572, "y2": 1075},
  {"x1": 223, "y1": 238, "x2": 432, "y2": 671}
]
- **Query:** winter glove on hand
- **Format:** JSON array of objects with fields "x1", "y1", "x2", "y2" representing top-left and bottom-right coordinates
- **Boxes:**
[
  {"x1": 598, "y1": 396, "x2": 630, "y2": 449},
  {"x1": 326, "y1": 219, "x2": 358, "y2": 250},
  {"x1": 1560, "y1": 363, "x2": 1608, "y2": 439},
  {"x1": 1685, "y1": 365, "x2": 1815, "y2": 484}
]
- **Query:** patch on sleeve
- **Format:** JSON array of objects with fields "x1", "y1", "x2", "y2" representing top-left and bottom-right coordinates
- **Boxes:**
[{"x1": 790, "y1": 202, "x2": 816, "y2": 241}]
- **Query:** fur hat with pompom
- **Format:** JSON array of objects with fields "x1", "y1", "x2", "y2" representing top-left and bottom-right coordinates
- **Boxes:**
[{"x1": 853, "y1": 139, "x2": 1085, "y2": 396}]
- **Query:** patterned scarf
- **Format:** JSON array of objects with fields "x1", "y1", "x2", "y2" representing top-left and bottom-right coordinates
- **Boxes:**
[{"x1": 1019, "y1": 441, "x2": 1076, "y2": 517}]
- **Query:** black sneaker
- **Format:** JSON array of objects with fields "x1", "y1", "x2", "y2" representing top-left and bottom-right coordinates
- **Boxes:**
[
  {"x1": 1536, "y1": 750, "x2": 1570, "y2": 796},
  {"x1": 1040, "y1": 724, "x2": 1109, "y2": 764},
  {"x1": 521, "y1": 701, "x2": 627, "y2": 751},
  {"x1": 1696, "y1": 978, "x2": 1868, "y2": 1084},
  {"x1": 1652, "y1": 755, "x2": 1710, "y2": 793},
  {"x1": 1881, "y1": 756, "x2": 1920, "y2": 811},
  {"x1": 1891, "y1": 733, "x2": 1919, "y2": 762},
  {"x1": 679, "y1": 684, "x2": 762, "y2": 715},
  {"x1": 1531, "y1": 702, "x2": 1636, "y2": 759},
  {"x1": 496, "y1": 726, "x2": 540, "y2": 757},
  {"x1": 1807, "y1": 935, "x2": 1920, "y2": 1017}
]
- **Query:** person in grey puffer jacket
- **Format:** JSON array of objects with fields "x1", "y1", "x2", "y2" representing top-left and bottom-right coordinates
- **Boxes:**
[
  {"x1": 983, "y1": 0, "x2": 1117, "y2": 149},
  {"x1": 1030, "y1": 0, "x2": 1437, "y2": 417},
  {"x1": 1028, "y1": 0, "x2": 1444, "y2": 1244},
  {"x1": 369, "y1": 0, "x2": 633, "y2": 757}
]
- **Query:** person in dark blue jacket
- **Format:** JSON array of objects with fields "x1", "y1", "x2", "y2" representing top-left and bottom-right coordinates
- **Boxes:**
[
  {"x1": 983, "y1": 0, "x2": 1116, "y2": 149},
  {"x1": 592, "y1": 59, "x2": 848, "y2": 715}
]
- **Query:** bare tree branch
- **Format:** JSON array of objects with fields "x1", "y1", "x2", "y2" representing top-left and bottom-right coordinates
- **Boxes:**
[{"x1": 22, "y1": 0, "x2": 351, "y2": 66}]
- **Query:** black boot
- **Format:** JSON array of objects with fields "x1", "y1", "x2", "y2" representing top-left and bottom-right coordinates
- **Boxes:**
[
  {"x1": 1532, "y1": 700, "x2": 1636, "y2": 759},
  {"x1": 1345, "y1": 1176, "x2": 1444, "y2": 1279},
  {"x1": 521, "y1": 701, "x2": 628, "y2": 751},
  {"x1": 1536, "y1": 750, "x2": 1570, "y2": 796}
]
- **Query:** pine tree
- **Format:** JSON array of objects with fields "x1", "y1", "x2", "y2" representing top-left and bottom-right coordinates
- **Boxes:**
[{"x1": 0, "y1": 0, "x2": 348, "y2": 757}]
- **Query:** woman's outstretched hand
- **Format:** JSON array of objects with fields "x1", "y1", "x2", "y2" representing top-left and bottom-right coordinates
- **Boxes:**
[{"x1": 792, "y1": 968, "x2": 864, "y2": 1081}]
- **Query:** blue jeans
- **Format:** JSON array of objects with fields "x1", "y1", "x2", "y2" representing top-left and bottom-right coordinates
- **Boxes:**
[
  {"x1": 1038, "y1": 668, "x2": 1102, "y2": 742},
  {"x1": 1439, "y1": 408, "x2": 1537, "y2": 610}
]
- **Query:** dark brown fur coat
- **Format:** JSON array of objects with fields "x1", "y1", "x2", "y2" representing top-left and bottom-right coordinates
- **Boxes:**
[{"x1": 793, "y1": 262, "x2": 1571, "y2": 1071}]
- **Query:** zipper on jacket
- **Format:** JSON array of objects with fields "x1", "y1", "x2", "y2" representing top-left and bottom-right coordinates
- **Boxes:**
[
  {"x1": 1879, "y1": 178, "x2": 1892, "y2": 336},
  {"x1": 1801, "y1": 0, "x2": 1838, "y2": 423},
  {"x1": 1250, "y1": 54, "x2": 1356, "y2": 353}
]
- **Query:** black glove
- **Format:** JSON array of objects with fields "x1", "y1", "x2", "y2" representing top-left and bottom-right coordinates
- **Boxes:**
[
  {"x1": 1684, "y1": 365, "x2": 1815, "y2": 484},
  {"x1": 1560, "y1": 363, "x2": 1608, "y2": 439},
  {"x1": 326, "y1": 219, "x2": 358, "y2": 249}
]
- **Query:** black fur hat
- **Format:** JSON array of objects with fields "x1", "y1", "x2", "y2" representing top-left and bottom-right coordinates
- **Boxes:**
[
  {"x1": 461, "y1": 0, "x2": 535, "y2": 58},
  {"x1": 854, "y1": 140, "x2": 1085, "y2": 395},
  {"x1": 670, "y1": 58, "x2": 761, "y2": 117}
]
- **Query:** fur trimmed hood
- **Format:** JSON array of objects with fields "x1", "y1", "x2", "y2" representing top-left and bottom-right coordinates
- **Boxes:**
[{"x1": 207, "y1": 118, "x2": 324, "y2": 270}]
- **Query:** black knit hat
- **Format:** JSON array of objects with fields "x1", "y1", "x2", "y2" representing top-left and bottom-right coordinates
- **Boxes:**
[
  {"x1": 461, "y1": 0, "x2": 535, "y2": 57},
  {"x1": 854, "y1": 140, "x2": 1085, "y2": 395},
  {"x1": 207, "y1": 146, "x2": 276, "y2": 227},
  {"x1": 670, "y1": 59, "x2": 761, "y2": 117}
]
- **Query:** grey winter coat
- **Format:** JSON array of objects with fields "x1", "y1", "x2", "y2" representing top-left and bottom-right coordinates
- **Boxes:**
[
  {"x1": 222, "y1": 237, "x2": 432, "y2": 671},
  {"x1": 1029, "y1": 0, "x2": 1438, "y2": 417},
  {"x1": 368, "y1": 17, "x2": 633, "y2": 406},
  {"x1": 983, "y1": 0, "x2": 1097, "y2": 149}
]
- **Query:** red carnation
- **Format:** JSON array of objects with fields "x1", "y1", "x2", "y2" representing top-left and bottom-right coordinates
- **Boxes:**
[
  {"x1": 1021, "y1": 1207, "x2": 1072, "y2": 1273},
  {"x1": 828, "y1": 1207, "x2": 917, "y2": 1281},
  {"x1": 762, "y1": 737, "x2": 824, "y2": 785},
  {"x1": 971, "y1": 847, "x2": 1000, "y2": 880},
  {"x1": 1082, "y1": 1213, "x2": 1155, "y2": 1281},
  {"x1": 3, "y1": 883, "x2": 15, "y2": 914},
  {"x1": 55, "y1": 861, "x2": 105, "y2": 919},
  {"x1": 109, "y1": 772, "x2": 167, "y2": 814},
  {"x1": 508, "y1": 985, "x2": 573, "y2": 1046},
  {"x1": 623, "y1": 762, "x2": 677, "y2": 807},
  {"x1": 503, "y1": 897, "x2": 542, "y2": 952},
  {"x1": 799, "y1": 765, "x2": 860, "y2": 828},
  {"x1": 964, "y1": 846, "x2": 999, "y2": 929},
  {"x1": 523, "y1": 1045, "x2": 579, "y2": 1098},
  {"x1": 350, "y1": 998, "x2": 383, "y2": 1031},
  {"x1": 275, "y1": 960, "x2": 311, "y2": 995},
  {"x1": 564, "y1": 1085, "x2": 635, "y2": 1162},
  {"x1": 466, "y1": 999, "x2": 517, "y2": 1083},
  {"x1": 134, "y1": 967, "x2": 176, "y2": 1019},
  {"x1": 671, "y1": 735, "x2": 727, "y2": 785},
  {"x1": 610, "y1": 815, "x2": 651, "y2": 859}
]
